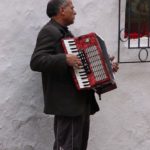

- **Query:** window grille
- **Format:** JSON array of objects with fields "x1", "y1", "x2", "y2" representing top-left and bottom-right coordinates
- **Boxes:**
[{"x1": 118, "y1": 0, "x2": 150, "y2": 63}]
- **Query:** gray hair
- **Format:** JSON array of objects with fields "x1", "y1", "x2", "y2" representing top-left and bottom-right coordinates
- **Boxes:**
[{"x1": 46, "y1": 0, "x2": 68, "y2": 18}]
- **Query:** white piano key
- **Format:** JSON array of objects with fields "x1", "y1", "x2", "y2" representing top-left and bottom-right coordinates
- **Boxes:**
[
  {"x1": 70, "y1": 46, "x2": 77, "y2": 49},
  {"x1": 78, "y1": 69, "x2": 86, "y2": 74},
  {"x1": 66, "y1": 39, "x2": 75, "y2": 42}
]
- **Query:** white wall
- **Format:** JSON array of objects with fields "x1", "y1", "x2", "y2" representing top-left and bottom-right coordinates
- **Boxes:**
[{"x1": 0, "y1": 0, "x2": 150, "y2": 150}]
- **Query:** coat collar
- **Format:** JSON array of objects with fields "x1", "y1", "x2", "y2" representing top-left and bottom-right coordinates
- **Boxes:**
[
  {"x1": 50, "y1": 19, "x2": 69, "y2": 32},
  {"x1": 49, "y1": 19, "x2": 73, "y2": 37}
]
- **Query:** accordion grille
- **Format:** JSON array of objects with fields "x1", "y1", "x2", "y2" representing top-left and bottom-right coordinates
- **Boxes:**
[{"x1": 85, "y1": 45, "x2": 107, "y2": 81}]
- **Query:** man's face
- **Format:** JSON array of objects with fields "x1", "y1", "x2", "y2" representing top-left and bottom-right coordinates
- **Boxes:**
[{"x1": 62, "y1": 0, "x2": 76, "y2": 26}]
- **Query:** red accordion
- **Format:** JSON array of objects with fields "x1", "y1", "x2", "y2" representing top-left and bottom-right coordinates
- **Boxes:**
[{"x1": 62, "y1": 32, "x2": 117, "y2": 94}]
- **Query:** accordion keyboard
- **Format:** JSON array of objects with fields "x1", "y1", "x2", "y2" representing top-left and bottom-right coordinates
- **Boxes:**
[{"x1": 63, "y1": 39, "x2": 90, "y2": 88}]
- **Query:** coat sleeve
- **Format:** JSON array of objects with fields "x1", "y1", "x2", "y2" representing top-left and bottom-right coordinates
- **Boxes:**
[{"x1": 30, "y1": 28, "x2": 68, "y2": 73}]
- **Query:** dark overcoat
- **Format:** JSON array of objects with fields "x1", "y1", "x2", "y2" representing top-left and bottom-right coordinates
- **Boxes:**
[{"x1": 30, "y1": 19, "x2": 99, "y2": 116}]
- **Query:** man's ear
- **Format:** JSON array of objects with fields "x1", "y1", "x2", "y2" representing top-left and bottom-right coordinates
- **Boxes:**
[{"x1": 59, "y1": 6, "x2": 65, "y2": 16}]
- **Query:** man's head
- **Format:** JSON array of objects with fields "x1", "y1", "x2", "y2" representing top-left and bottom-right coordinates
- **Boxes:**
[{"x1": 46, "y1": 0, "x2": 76, "y2": 26}]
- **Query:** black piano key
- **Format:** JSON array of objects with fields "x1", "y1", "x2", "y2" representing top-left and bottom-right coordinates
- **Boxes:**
[
  {"x1": 80, "y1": 74, "x2": 87, "y2": 77},
  {"x1": 79, "y1": 71, "x2": 86, "y2": 73},
  {"x1": 69, "y1": 43, "x2": 76, "y2": 46},
  {"x1": 71, "y1": 50, "x2": 77, "y2": 52},
  {"x1": 79, "y1": 74, "x2": 86, "y2": 77},
  {"x1": 70, "y1": 47, "x2": 77, "y2": 49},
  {"x1": 79, "y1": 72, "x2": 86, "y2": 76},
  {"x1": 82, "y1": 81, "x2": 89, "y2": 84},
  {"x1": 84, "y1": 84, "x2": 90, "y2": 86},
  {"x1": 68, "y1": 40, "x2": 75, "y2": 43},
  {"x1": 81, "y1": 77, "x2": 88, "y2": 80}
]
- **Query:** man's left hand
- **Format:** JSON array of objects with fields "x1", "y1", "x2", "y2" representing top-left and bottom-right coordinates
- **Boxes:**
[
  {"x1": 109, "y1": 56, "x2": 119, "y2": 73},
  {"x1": 112, "y1": 62, "x2": 119, "y2": 73}
]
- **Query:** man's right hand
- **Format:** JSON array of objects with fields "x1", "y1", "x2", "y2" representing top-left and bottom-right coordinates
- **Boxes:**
[{"x1": 66, "y1": 54, "x2": 82, "y2": 69}]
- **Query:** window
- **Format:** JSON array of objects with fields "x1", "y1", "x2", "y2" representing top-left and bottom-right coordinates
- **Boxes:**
[{"x1": 125, "y1": 0, "x2": 150, "y2": 39}]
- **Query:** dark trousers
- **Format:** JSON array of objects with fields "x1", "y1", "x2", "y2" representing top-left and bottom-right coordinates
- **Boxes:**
[{"x1": 53, "y1": 110, "x2": 90, "y2": 150}]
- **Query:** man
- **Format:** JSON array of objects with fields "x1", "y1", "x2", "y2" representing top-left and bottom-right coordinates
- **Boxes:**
[{"x1": 30, "y1": 0, "x2": 118, "y2": 150}]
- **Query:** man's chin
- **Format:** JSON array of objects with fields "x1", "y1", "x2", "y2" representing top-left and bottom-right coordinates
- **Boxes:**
[{"x1": 67, "y1": 20, "x2": 75, "y2": 26}]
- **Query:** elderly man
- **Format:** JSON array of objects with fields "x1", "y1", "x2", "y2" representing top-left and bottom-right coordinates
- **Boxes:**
[{"x1": 30, "y1": 0, "x2": 118, "y2": 150}]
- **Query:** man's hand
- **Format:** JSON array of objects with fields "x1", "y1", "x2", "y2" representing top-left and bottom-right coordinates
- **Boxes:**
[
  {"x1": 66, "y1": 54, "x2": 82, "y2": 69},
  {"x1": 112, "y1": 62, "x2": 119, "y2": 72},
  {"x1": 109, "y1": 55, "x2": 119, "y2": 73}
]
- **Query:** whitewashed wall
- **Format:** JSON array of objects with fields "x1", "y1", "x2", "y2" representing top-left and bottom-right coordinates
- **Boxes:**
[{"x1": 0, "y1": 0, "x2": 150, "y2": 150}]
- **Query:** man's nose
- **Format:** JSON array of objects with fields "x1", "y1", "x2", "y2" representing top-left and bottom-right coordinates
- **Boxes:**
[{"x1": 74, "y1": 10, "x2": 77, "y2": 15}]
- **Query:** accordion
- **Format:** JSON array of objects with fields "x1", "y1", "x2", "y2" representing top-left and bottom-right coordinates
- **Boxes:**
[{"x1": 62, "y1": 32, "x2": 117, "y2": 94}]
